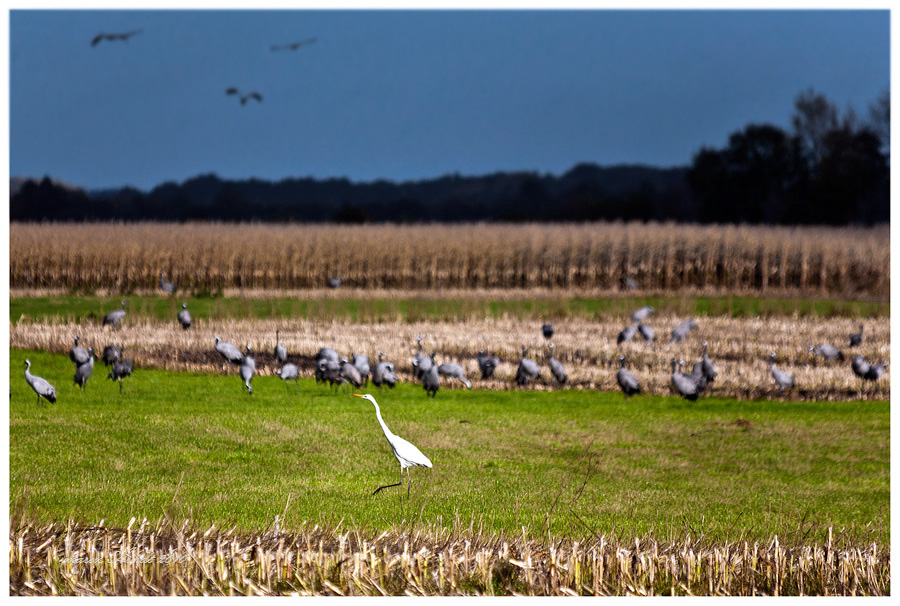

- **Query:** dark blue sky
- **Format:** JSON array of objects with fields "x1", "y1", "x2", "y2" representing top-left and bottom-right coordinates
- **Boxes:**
[{"x1": 9, "y1": 9, "x2": 890, "y2": 191}]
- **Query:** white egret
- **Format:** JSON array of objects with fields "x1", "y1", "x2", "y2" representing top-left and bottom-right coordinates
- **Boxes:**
[{"x1": 352, "y1": 394, "x2": 432, "y2": 498}]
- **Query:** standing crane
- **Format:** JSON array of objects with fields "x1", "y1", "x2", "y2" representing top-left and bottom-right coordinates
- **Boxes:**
[
  {"x1": 352, "y1": 393, "x2": 432, "y2": 499},
  {"x1": 69, "y1": 336, "x2": 90, "y2": 366},
  {"x1": 103, "y1": 300, "x2": 127, "y2": 328},
  {"x1": 275, "y1": 363, "x2": 300, "y2": 392},
  {"x1": 274, "y1": 330, "x2": 287, "y2": 365},
  {"x1": 240, "y1": 345, "x2": 255, "y2": 394},
  {"x1": 670, "y1": 358, "x2": 699, "y2": 401},
  {"x1": 515, "y1": 346, "x2": 541, "y2": 387},
  {"x1": 215, "y1": 335, "x2": 244, "y2": 371},
  {"x1": 177, "y1": 303, "x2": 192, "y2": 330},
  {"x1": 616, "y1": 355, "x2": 641, "y2": 399},
  {"x1": 24, "y1": 359, "x2": 57, "y2": 404},
  {"x1": 768, "y1": 353, "x2": 795, "y2": 390},
  {"x1": 547, "y1": 343, "x2": 567, "y2": 384},
  {"x1": 74, "y1": 347, "x2": 95, "y2": 392},
  {"x1": 107, "y1": 358, "x2": 133, "y2": 393}
]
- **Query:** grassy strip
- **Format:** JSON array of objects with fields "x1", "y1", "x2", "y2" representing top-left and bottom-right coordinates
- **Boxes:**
[
  {"x1": 10, "y1": 294, "x2": 890, "y2": 324},
  {"x1": 10, "y1": 349, "x2": 889, "y2": 546}
]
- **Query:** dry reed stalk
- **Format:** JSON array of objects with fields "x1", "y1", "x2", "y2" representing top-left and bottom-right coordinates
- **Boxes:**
[
  {"x1": 10, "y1": 314, "x2": 889, "y2": 401},
  {"x1": 8, "y1": 520, "x2": 889, "y2": 596},
  {"x1": 9, "y1": 222, "x2": 889, "y2": 296}
]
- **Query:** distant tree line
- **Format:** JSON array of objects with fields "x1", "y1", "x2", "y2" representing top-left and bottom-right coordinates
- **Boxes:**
[{"x1": 10, "y1": 89, "x2": 888, "y2": 225}]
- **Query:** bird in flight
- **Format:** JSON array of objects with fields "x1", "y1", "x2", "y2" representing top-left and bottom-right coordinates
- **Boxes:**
[
  {"x1": 271, "y1": 37, "x2": 317, "y2": 52},
  {"x1": 225, "y1": 87, "x2": 263, "y2": 106},
  {"x1": 91, "y1": 29, "x2": 143, "y2": 47}
]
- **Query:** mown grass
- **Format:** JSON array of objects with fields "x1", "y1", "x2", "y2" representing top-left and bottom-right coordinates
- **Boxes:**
[
  {"x1": 10, "y1": 349, "x2": 889, "y2": 546},
  {"x1": 10, "y1": 294, "x2": 889, "y2": 325}
]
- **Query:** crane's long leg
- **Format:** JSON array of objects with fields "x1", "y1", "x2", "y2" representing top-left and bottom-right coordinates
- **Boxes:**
[
  {"x1": 119, "y1": 379, "x2": 123, "y2": 394},
  {"x1": 373, "y1": 468, "x2": 403, "y2": 496}
]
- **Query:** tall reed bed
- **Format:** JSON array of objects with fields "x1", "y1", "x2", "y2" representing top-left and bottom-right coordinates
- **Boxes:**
[
  {"x1": 9, "y1": 519, "x2": 888, "y2": 596},
  {"x1": 9, "y1": 222, "x2": 889, "y2": 296}
]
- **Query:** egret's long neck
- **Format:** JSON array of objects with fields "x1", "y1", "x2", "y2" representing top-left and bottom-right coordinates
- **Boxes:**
[{"x1": 372, "y1": 402, "x2": 394, "y2": 439}]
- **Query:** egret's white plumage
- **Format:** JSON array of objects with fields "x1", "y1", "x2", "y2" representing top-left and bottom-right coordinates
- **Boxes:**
[{"x1": 353, "y1": 393, "x2": 432, "y2": 497}]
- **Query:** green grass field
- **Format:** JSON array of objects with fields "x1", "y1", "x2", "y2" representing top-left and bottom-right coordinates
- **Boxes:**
[
  {"x1": 10, "y1": 349, "x2": 889, "y2": 546},
  {"x1": 10, "y1": 294, "x2": 889, "y2": 325}
]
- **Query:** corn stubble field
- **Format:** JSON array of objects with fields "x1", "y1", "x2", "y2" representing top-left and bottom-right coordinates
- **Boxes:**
[{"x1": 9, "y1": 221, "x2": 891, "y2": 595}]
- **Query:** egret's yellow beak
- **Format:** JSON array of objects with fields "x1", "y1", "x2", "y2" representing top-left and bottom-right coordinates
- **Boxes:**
[{"x1": 352, "y1": 394, "x2": 365, "y2": 398}]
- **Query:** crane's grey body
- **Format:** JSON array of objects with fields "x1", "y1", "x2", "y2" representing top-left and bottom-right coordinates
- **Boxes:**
[
  {"x1": 103, "y1": 300, "x2": 127, "y2": 328},
  {"x1": 516, "y1": 347, "x2": 541, "y2": 386},
  {"x1": 438, "y1": 362, "x2": 472, "y2": 389},
  {"x1": 865, "y1": 361, "x2": 887, "y2": 382},
  {"x1": 477, "y1": 350, "x2": 500, "y2": 379},
  {"x1": 215, "y1": 335, "x2": 244, "y2": 366},
  {"x1": 849, "y1": 324, "x2": 864, "y2": 348},
  {"x1": 700, "y1": 341, "x2": 717, "y2": 382},
  {"x1": 621, "y1": 276, "x2": 639, "y2": 291},
  {"x1": 352, "y1": 354, "x2": 371, "y2": 385},
  {"x1": 669, "y1": 319, "x2": 698, "y2": 344},
  {"x1": 547, "y1": 344, "x2": 567, "y2": 384},
  {"x1": 372, "y1": 353, "x2": 397, "y2": 388},
  {"x1": 630, "y1": 306, "x2": 655, "y2": 323},
  {"x1": 340, "y1": 359, "x2": 363, "y2": 388},
  {"x1": 689, "y1": 360, "x2": 708, "y2": 392},
  {"x1": 617, "y1": 324, "x2": 637, "y2": 344},
  {"x1": 276, "y1": 363, "x2": 300, "y2": 391},
  {"x1": 69, "y1": 336, "x2": 90, "y2": 366},
  {"x1": 274, "y1": 330, "x2": 287, "y2": 364},
  {"x1": 423, "y1": 357, "x2": 440, "y2": 398},
  {"x1": 102, "y1": 344, "x2": 123, "y2": 367},
  {"x1": 542, "y1": 323, "x2": 554, "y2": 340},
  {"x1": 317, "y1": 347, "x2": 339, "y2": 363},
  {"x1": 74, "y1": 348, "x2": 95, "y2": 392},
  {"x1": 768, "y1": 353, "x2": 794, "y2": 389},
  {"x1": 412, "y1": 336, "x2": 431, "y2": 380},
  {"x1": 240, "y1": 345, "x2": 255, "y2": 394},
  {"x1": 851, "y1": 355, "x2": 870, "y2": 379},
  {"x1": 616, "y1": 355, "x2": 641, "y2": 399},
  {"x1": 637, "y1": 323, "x2": 654, "y2": 343},
  {"x1": 107, "y1": 358, "x2": 133, "y2": 393},
  {"x1": 178, "y1": 303, "x2": 192, "y2": 330},
  {"x1": 316, "y1": 358, "x2": 342, "y2": 386},
  {"x1": 809, "y1": 344, "x2": 844, "y2": 362},
  {"x1": 671, "y1": 359, "x2": 699, "y2": 400},
  {"x1": 24, "y1": 359, "x2": 57, "y2": 404},
  {"x1": 326, "y1": 276, "x2": 343, "y2": 289},
  {"x1": 159, "y1": 272, "x2": 176, "y2": 294}
]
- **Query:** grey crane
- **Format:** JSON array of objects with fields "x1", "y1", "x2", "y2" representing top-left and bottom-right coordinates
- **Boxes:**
[
  {"x1": 225, "y1": 88, "x2": 263, "y2": 105},
  {"x1": 340, "y1": 358, "x2": 364, "y2": 388},
  {"x1": 768, "y1": 353, "x2": 795, "y2": 389},
  {"x1": 542, "y1": 323, "x2": 554, "y2": 340},
  {"x1": 372, "y1": 353, "x2": 397, "y2": 389},
  {"x1": 616, "y1": 355, "x2": 641, "y2": 399},
  {"x1": 849, "y1": 324, "x2": 864, "y2": 348},
  {"x1": 159, "y1": 272, "x2": 176, "y2": 294},
  {"x1": 621, "y1": 275, "x2": 639, "y2": 291},
  {"x1": 274, "y1": 330, "x2": 287, "y2": 364},
  {"x1": 689, "y1": 360, "x2": 708, "y2": 392},
  {"x1": 630, "y1": 306, "x2": 655, "y2": 323},
  {"x1": 317, "y1": 347, "x2": 340, "y2": 363},
  {"x1": 669, "y1": 318, "x2": 698, "y2": 344},
  {"x1": 275, "y1": 363, "x2": 300, "y2": 392},
  {"x1": 700, "y1": 341, "x2": 717, "y2": 383},
  {"x1": 437, "y1": 360, "x2": 472, "y2": 389},
  {"x1": 412, "y1": 336, "x2": 432, "y2": 380},
  {"x1": 850, "y1": 354, "x2": 870, "y2": 380},
  {"x1": 809, "y1": 344, "x2": 844, "y2": 362},
  {"x1": 102, "y1": 344, "x2": 123, "y2": 367},
  {"x1": 865, "y1": 361, "x2": 887, "y2": 382},
  {"x1": 271, "y1": 37, "x2": 317, "y2": 51},
  {"x1": 316, "y1": 358, "x2": 343, "y2": 387},
  {"x1": 240, "y1": 345, "x2": 255, "y2": 394},
  {"x1": 24, "y1": 359, "x2": 57, "y2": 404},
  {"x1": 617, "y1": 324, "x2": 638, "y2": 344},
  {"x1": 637, "y1": 323, "x2": 655, "y2": 343},
  {"x1": 73, "y1": 347, "x2": 95, "y2": 392},
  {"x1": 477, "y1": 350, "x2": 500, "y2": 380},
  {"x1": 91, "y1": 29, "x2": 142, "y2": 46},
  {"x1": 177, "y1": 303, "x2": 192, "y2": 330},
  {"x1": 670, "y1": 358, "x2": 699, "y2": 401},
  {"x1": 107, "y1": 358, "x2": 133, "y2": 393},
  {"x1": 352, "y1": 353, "x2": 371, "y2": 386},
  {"x1": 423, "y1": 355, "x2": 440, "y2": 398},
  {"x1": 215, "y1": 335, "x2": 244, "y2": 369},
  {"x1": 103, "y1": 300, "x2": 127, "y2": 328},
  {"x1": 69, "y1": 335, "x2": 90, "y2": 366},
  {"x1": 515, "y1": 346, "x2": 541, "y2": 387},
  {"x1": 547, "y1": 343, "x2": 567, "y2": 384},
  {"x1": 326, "y1": 276, "x2": 343, "y2": 289}
]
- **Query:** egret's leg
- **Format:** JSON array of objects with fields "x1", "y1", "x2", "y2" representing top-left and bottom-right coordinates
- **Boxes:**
[
  {"x1": 406, "y1": 468, "x2": 412, "y2": 499},
  {"x1": 373, "y1": 467, "x2": 403, "y2": 496}
]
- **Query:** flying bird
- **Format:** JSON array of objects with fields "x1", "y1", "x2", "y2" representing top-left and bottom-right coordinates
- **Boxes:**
[
  {"x1": 91, "y1": 29, "x2": 142, "y2": 47},
  {"x1": 353, "y1": 393, "x2": 432, "y2": 499},
  {"x1": 271, "y1": 37, "x2": 317, "y2": 51},
  {"x1": 225, "y1": 88, "x2": 263, "y2": 106}
]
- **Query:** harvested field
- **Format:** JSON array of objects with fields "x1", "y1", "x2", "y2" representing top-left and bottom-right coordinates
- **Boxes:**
[
  {"x1": 9, "y1": 222, "x2": 889, "y2": 296},
  {"x1": 10, "y1": 314, "x2": 889, "y2": 401},
  {"x1": 9, "y1": 520, "x2": 888, "y2": 596}
]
